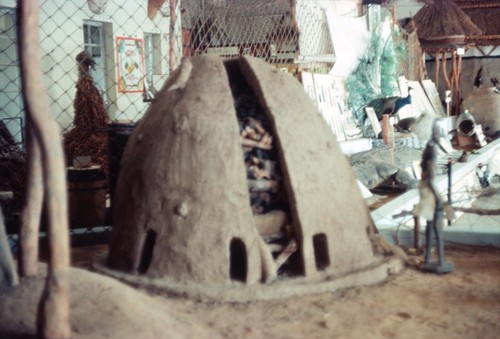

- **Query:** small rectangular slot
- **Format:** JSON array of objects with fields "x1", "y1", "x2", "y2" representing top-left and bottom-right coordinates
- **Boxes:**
[
  {"x1": 313, "y1": 233, "x2": 330, "y2": 271},
  {"x1": 138, "y1": 229, "x2": 156, "y2": 274}
]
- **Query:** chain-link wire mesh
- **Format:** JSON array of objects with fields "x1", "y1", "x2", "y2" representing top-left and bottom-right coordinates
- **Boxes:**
[
  {"x1": 182, "y1": 0, "x2": 334, "y2": 72},
  {"x1": 1, "y1": 0, "x2": 184, "y2": 241},
  {"x1": 0, "y1": 0, "x2": 335, "y2": 245},
  {"x1": 183, "y1": 0, "x2": 300, "y2": 70}
]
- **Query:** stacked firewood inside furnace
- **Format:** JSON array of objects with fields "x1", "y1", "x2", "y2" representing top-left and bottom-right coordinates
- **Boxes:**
[{"x1": 235, "y1": 91, "x2": 298, "y2": 277}]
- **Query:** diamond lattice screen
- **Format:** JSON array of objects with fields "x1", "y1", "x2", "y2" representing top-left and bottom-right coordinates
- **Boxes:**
[{"x1": 0, "y1": 0, "x2": 334, "y2": 229}]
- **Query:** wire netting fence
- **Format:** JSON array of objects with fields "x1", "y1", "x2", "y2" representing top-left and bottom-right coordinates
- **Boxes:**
[{"x1": 0, "y1": 0, "x2": 335, "y2": 247}]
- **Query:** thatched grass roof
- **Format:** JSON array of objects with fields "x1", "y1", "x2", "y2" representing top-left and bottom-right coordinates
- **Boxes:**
[
  {"x1": 413, "y1": 0, "x2": 482, "y2": 48},
  {"x1": 455, "y1": 0, "x2": 500, "y2": 45}
]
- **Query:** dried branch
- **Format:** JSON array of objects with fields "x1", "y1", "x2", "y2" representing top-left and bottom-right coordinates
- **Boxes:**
[
  {"x1": 18, "y1": 123, "x2": 43, "y2": 277},
  {"x1": 453, "y1": 206, "x2": 500, "y2": 216},
  {"x1": 18, "y1": 1, "x2": 71, "y2": 338}
]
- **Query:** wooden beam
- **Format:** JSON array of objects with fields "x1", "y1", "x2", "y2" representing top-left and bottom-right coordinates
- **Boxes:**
[{"x1": 453, "y1": 206, "x2": 500, "y2": 216}]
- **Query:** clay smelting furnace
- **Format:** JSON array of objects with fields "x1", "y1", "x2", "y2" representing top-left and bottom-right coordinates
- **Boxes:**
[{"x1": 100, "y1": 55, "x2": 403, "y2": 301}]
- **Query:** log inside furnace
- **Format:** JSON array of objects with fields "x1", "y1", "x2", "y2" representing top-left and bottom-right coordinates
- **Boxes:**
[{"x1": 224, "y1": 61, "x2": 298, "y2": 276}]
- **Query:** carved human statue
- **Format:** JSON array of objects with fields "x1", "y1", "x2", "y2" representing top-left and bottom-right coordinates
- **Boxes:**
[{"x1": 413, "y1": 120, "x2": 454, "y2": 274}]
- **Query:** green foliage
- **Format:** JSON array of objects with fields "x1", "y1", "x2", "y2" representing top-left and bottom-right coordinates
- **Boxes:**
[
  {"x1": 346, "y1": 19, "x2": 402, "y2": 122},
  {"x1": 380, "y1": 32, "x2": 399, "y2": 98},
  {"x1": 392, "y1": 26, "x2": 408, "y2": 80}
]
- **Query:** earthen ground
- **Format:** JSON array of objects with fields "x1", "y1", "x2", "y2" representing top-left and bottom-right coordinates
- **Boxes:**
[{"x1": 1, "y1": 244, "x2": 499, "y2": 338}]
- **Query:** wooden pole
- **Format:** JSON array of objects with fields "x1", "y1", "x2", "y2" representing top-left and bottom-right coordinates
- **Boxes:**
[
  {"x1": 18, "y1": 123, "x2": 43, "y2": 277},
  {"x1": 18, "y1": 2, "x2": 71, "y2": 338},
  {"x1": 453, "y1": 206, "x2": 500, "y2": 216},
  {"x1": 449, "y1": 49, "x2": 456, "y2": 92},
  {"x1": 434, "y1": 52, "x2": 439, "y2": 88},
  {"x1": 441, "y1": 50, "x2": 452, "y2": 91},
  {"x1": 169, "y1": 0, "x2": 178, "y2": 73},
  {"x1": 455, "y1": 53, "x2": 463, "y2": 116},
  {"x1": 382, "y1": 114, "x2": 392, "y2": 152},
  {"x1": 450, "y1": 50, "x2": 458, "y2": 115},
  {"x1": 289, "y1": 0, "x2": 299, "y2": 33},
  {"x1": 0, "y1": 208, "x2": 19, "y2": 287},
  {"x1": 413, "y1": 216, "x2": 420, "y2": 250}
]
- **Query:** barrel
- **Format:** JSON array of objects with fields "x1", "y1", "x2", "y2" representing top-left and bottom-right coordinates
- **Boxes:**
[
  {"x1": 68, "y1": 166, "x2": 107, "y2": 228},
  {"x1": 107, "y1": 121, "x2": 135, "y2": 211}
]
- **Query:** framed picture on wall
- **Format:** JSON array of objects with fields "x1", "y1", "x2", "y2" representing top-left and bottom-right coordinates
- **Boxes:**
[{"x1": 116, "y1": 36, "x2": 145, "y2": 93}]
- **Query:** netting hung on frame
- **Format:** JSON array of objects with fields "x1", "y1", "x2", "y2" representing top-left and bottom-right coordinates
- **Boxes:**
[
  {"x1": 182, "y1": 0, "x2": 298, "y2": 71},
  {"x1": 181, "y1": 0, "x2": 335, "y2": 73}
]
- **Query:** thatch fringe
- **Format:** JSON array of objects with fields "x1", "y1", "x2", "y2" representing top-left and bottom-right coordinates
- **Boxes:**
[
  {"x1": 461, "y1": 8, "x2": 500, "y2": 36},
  {"x1": 413, "y1": 0, "x2": 482, "y2": 40},
  {"x1": 455, "y1": 0, "x2": 500, "y2": 9},
  {"x1": 456, "y1": 1, "x2": 500, "y2": 45},
  {"x1": 460, "y1": 3, "x2": 500, "y2": 9},
  {"x1": 467, "y1": 35, "x2": 500, "y2": 40}
]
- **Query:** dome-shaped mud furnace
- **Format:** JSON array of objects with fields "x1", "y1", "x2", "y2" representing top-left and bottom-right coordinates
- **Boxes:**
[{"x1": 101, "y1": 55, "x2": 403, "y2": 301}]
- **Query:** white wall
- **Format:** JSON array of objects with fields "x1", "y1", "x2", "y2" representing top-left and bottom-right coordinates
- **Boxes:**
[
  {"x1": 394, "y1": 0, "x2": 423, "y2": 19},
  {"x1": 0, "y1": 0, "x2": 181, "y2": 131},
  {"x1": 296, "y1": 0, "x2": 360, "y2": 64}
]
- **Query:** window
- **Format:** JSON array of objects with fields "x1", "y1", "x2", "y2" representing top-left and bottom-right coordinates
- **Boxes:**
[
  {"x1": 143, "y1": 32, "x2": 161, "y2": 100},
  {"x1": 138, "y1": 229, "x2": 157, "y2": 274},
  {"x1": 83, "y1": 21, "x2": 108, "y2": 105}
]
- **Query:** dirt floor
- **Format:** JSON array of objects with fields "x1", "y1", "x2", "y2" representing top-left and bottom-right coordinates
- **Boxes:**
[
  {"x1": 2, "y1": 179, "x2": 499, "y2": 338},
  {"x1": 1, "y1": 244, "x2": 499, "y2": 339},
  {"x1": 184, "y1": 245, "x2": 500, "y2": 339}
]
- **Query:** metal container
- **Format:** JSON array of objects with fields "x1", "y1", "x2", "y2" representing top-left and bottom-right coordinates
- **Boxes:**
[{"x1": 463, "y1": 87, "x2": 500, "y2": 138}]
